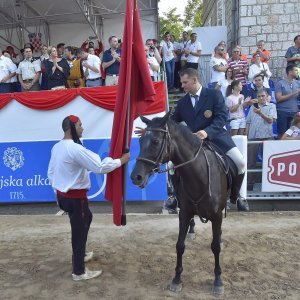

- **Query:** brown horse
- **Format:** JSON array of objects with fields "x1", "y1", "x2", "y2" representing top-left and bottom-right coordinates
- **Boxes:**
[{"x1": 131, "y1": 113, "x2": 229, "y2": 294}]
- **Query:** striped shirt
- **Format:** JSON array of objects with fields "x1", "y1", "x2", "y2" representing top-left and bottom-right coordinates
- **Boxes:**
[{"x1": 228, "y1": 58, "x2": 248, "y2": 86}]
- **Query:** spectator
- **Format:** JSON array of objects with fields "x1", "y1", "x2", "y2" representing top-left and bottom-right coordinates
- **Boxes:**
[
  {"x1": 251, "y1": 40, "x2": 271, "y2": 64},
  {"x1": 160, "y1": 31, "x2": 176, "y2": 91},
  {"x1": 65, "y1": 46, "x2": 85, "y2": 88},
  {"x1": 56, "y1": 43, "x2": 65, "y2": 58},
  {"x1": 177, "y1": 31, "x2": 189, "y2": 70},
  {"x1": 2, "y1": 50, "x2": 11, "y2": 58},
  {"x1": 146, "y1": 39, "x2": 162, "y2": 64},
  {"x1": 17, "y1": 46, "x2": 41, "y2": 92},
  {"x1": 281, "y1": 111, "x2": 300, "y2": 140},
  {"x1": 215, "y1": 67, "x2": 235, "y2": 99},
  {"x1": 6, "y1": 46, "x2": 22, "y2": 65},
  {"x1": 212, "y1": 41, "x2": 229, "y2": 60},
  {"x1": 170, "y1": 34, "x2": 181, "y2": 89},
  {"x1": 226, "y1": 80, "x2": 252, "y2": 136},
  {"x1": 235, "y1": 45, "x2": 248, "y2": 61},
  {"x1": 247, "y1": 74, "x2": 272, "y2": 103},
  {"x1": 102, "y1": 36, "x2": 121, "y2": 86},
  {"x1": 77, "y1": 48, "x2": 101, "y2": 87},
  {"x1": 246, "y1": 89, "x2": 277, "y2": 190},
  {"x1": 88, "y1": 47, "x2": 95, "y2": 55},
  {"x1": 44, "y1": 46, "x2": 70, "y2": 90},
  {"x1": 275, "y1": 65, "x2": 300, "y2": 138},
  {"x1": 145, "y1": 45, "x2": 159, "y2": 81},
  {"x1": 210, "y1": 45, "x2": 228, "y2": 88},
  {"x1": 184, "y1": 33, "x2": 202, "y2": 70},
  {"x1": 228, "y1": 47, "x2": 249, "y2": 95},
  {"x1": 81, "y1": 37, "x2": 103, "y2": 57},
  {"x1": 40, "y1": 45, "x2": 50, "y2": 90},
  {"x1": 0, "y1": 47, "x2": 17, "y2": 93},
  {"x1": 248, "y1": 52, "x2": 272, "y2": 88},
  {"x1": 285, "y1": 35, "x2": 300, "y2": 79}
]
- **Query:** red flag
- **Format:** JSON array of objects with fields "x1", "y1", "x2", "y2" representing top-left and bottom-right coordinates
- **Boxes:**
[{"x1": 105, "y1": 0, "x2": 156, "y2": 226}]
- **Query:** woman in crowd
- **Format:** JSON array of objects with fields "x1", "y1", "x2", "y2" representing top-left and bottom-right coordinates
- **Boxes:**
[
  {"x1": 226, "y1": 79, "x2": 252, "y2": 136},
  {"x1": 215, "y1": 67, "x2": 235, "y2": 99},
  {"x1": 248, "y1": 52, "x2": 272, "y2": 88},
  {"x1": 44, "y1": 46, "x2": 70, "y2": 90},
  {"x1": 281, "y1": 112, "x2": 300, "y2": 140}
]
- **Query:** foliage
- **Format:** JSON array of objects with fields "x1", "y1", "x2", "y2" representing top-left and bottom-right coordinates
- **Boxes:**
[
  {"x1": 159, "y1": 8, "x2": 184, "y2": 40},
  {"x1": 184, "y1": 0, "x2": 203, "y2": 28}
]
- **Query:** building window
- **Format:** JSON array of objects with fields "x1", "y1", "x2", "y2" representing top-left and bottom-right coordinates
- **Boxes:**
[{"x1": 217, "y1": 0, "x2": 225, "y2": 26}]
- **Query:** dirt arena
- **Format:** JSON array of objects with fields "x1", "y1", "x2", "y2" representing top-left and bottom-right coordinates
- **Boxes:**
[{"x1": 0, "y1": 211, "x2": 299, "y2": 300}]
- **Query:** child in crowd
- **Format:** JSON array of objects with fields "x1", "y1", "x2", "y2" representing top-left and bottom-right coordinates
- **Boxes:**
[
  {"x1": 281, "y1": 112, "x2": 300, "y2": 140},
  {"x1": 226, "y1": 79, "x2": 252, "y2": 136}
]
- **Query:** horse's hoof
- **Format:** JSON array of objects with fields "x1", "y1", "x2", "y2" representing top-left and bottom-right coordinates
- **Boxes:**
[
  {"x1": 186, "y1": 232, "x2": 196, "y2": 240},
  {"x1": 168, "y1": 281, "x2": 182, "y2": 293},
  {"x1": 212, "y1": 284, "x2": 224, "y2": 295}
]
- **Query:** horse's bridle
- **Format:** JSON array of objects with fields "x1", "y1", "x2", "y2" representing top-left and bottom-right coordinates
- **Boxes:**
[{"x1": 136, "y1": 124, "x2": 203, "y2": 174}]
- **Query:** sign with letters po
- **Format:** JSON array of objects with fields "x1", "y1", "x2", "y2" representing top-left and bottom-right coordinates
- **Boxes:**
[{"x1": 262, "y1": 141, "x2": 300, "y2": 192}]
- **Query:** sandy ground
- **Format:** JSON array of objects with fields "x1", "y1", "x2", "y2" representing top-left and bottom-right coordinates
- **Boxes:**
[{"x1": 0, "y1": 211, "x2": 299, "y2": 300}]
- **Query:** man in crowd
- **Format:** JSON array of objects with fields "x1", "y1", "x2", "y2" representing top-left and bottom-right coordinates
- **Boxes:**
[
  {"x1": 171, "y1": 34, "x2": 181, "y2": 89},
  {"x1": 228, "y1": 46, "x2": 249, "y2": 96},
  {"x1": 81, "y1": 37, "x2": 103, "y2": 57},
  {"x1": 285, "y1": 35, "x2": 300, "y2": 79},
  {"x1": 0, "y1": 47, "x2": 17, "y2": 93},
  {"x1": 65, "y1": 46, "x2": 85, "y2": 88},
  {"x1": 57, "y1": 43, "x2": 65, "y2": 58},
  {"x1": 102, "y1": 36, "x2": 121, "y2": 86},
  {"x1": 252, "y1": 40, "x2": 271, "y2": 64},
  {"x1": 159, "y1": 31, "x2": 176, "y2": 91},
  {"x1": 210, "y1": 45, "x2": 228, "y2": 88},
  {"x1": 16, "y1": 46, "x2": 41, "y2": 92},
  {"x1": 184, "y1": 33, "x2": 202, "y2": 70},
  {"x1": 246, "y1": 89, "x2": 277, "y2": 190},
  {"x1": 275, "y1": 65, "x2": 300, "y2": 138},
  {"x1": 145, "y1": 45, "x2": 159, "y2": 81},
  {"x1": 145, "y1": 39, "x2": 162, "y2": 64},
  {"x1": 77, "y1": 48, "x2": 101, "y2": 87},
  {"x1": 48, "y1": 115, "x2": 130, "y2": 281},
  {"x1": 247, "y1": 74, "x2": 272, "y2": 103},
  {"x1": 178, "y1": 31, "x2": 189, "y2": 70}
]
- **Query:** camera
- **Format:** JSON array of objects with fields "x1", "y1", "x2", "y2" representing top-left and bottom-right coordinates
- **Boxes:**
[
  {"x1": 253, "y1": 103, "x2": 259, "y2": 109},
  {"x1": 150, "y1": 45, "x2": 155, "y2": 50}
]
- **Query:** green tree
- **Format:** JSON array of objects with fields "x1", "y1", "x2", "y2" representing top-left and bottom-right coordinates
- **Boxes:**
[
  {"x1": 159, "y1": 8, "x2": 184, "y2": 40},
  {"x1": 184, "y1": 0, "x2": 203, "y2": 28}
]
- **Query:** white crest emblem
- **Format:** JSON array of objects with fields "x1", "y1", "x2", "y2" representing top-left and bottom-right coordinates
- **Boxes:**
[{"x1": 3, "y1": 147, "x2": 25, "y2": 171}]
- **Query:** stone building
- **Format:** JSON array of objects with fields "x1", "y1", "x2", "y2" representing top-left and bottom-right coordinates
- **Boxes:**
[{"x1": 202, "y1": 0, "x2": 300, "y2": 79}]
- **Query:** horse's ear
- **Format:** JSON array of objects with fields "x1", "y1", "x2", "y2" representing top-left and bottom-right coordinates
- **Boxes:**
[
  {"x1": 158, "y1": 111, "x2": 171, "y2": 127},
  {"x1": 140, "y1": 115, "x2": 151, "y2": 125}
]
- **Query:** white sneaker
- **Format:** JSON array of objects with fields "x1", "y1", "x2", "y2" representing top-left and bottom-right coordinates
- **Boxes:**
[
  {"x1": 84, "y1": 251, "x2": 93, "y2": 263},
  {"x1": 72, "y1": 268, "x2": 102, "y2": 281}
]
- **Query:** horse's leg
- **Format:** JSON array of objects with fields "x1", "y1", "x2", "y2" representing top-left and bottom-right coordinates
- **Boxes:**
[
  {"x1": 186, "y1": 217, "x2": 196, "y2": 240},
  {"x1": 211, "y1": 212, "x2": 224, "y2": 295},
  {"x1": 169, "y1": 209, "x2": 191, "y2": 292}
]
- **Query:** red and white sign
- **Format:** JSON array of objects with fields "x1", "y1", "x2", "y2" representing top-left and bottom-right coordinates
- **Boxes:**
[{"x1": 262, "y1": 141, "x2": 300, "y2": 192}]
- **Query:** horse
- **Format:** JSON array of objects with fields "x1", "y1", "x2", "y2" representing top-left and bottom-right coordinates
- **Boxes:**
[{"x1": 131, "y1": 112, "x2": 229, "y2": 294}]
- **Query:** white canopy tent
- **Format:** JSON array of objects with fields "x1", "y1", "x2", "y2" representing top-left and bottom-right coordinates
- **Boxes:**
[{"x1": 0, "y1": 0, "x2": 158, "y2": 52}]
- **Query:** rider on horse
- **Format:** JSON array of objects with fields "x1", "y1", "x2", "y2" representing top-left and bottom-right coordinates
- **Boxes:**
[{"x1": 167, "y1": 67, "x2": 249, "y2": 211}]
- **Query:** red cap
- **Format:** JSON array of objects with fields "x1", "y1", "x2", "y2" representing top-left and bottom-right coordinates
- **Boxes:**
[{"x1": 68, "y1": 115, "x2": 79, "y2": 123}]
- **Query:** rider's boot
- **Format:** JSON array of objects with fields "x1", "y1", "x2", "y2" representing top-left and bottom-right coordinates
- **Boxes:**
[{"x1": 230, "y1": 172, "x2": 250, "y2": 212}]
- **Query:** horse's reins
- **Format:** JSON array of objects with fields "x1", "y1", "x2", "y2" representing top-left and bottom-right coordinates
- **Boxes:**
[{"x1": 136, "y1": 124, "x2": 204, "y2": 174}]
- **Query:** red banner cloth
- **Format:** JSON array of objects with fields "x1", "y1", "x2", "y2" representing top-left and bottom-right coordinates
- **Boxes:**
[
  {"x1": 0, "y1": 83, "x2": 165, "y2": 113},
  {"x1": 105, "y1": 0, "x2": 156, "y2": 226}
]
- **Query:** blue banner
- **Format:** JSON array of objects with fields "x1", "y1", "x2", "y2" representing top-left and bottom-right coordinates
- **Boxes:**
[{"x1": 0, "y1": 139, "x2": 167, "y2": 203}]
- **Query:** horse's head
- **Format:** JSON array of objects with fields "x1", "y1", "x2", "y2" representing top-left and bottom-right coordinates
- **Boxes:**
[{"x1": 131, "y1": 112, "x2": 171, "y2": 188}]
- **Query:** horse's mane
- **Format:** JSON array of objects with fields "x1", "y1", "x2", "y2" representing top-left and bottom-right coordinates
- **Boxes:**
[{"x1": 148, "y1": 117, "x2": 202, "y2": 150}]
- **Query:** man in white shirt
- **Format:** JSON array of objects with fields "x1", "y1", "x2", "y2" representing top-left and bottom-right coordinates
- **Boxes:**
[
  {"x1": 160, "y1": 31, "x2": 176, "y2": 90},
  {"x1": 145, "y1": 45, "x2": 159, "y2": 81},
  {"x1": 184, "y1": 33, "x2": 202, "y2": 70},
  {"x1": 78, "y1": 48, "x2": 102, "y2": 87},
  {"x1": 178, "y1": 31, "x2": 189, "y2": 69},
  {"x1": 210, "y1": 45, "x2": 228, "y2": 88},
  {"x1": 17, "y1": 46, "x2": 41, "y2": 92},
  {"x1": 48, "y1": 115, "x2": 130, "y2": 281},
  {"x1": 0, "y1": 47, "x2": 17, "y2": 93}
]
